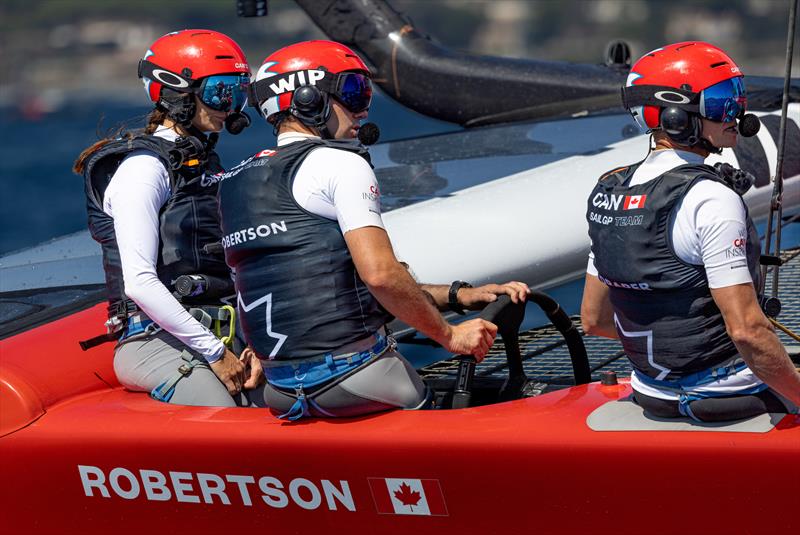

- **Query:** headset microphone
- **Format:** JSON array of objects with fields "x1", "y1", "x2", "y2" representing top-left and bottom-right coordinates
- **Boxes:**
[
  {"x1": 738, "y1": 113, "x2": 761, "y2": 137},
  {"x1": 225, "y1": 111, "x2": 251, "y2": 135},
  {"x1": 358, "y1": 122, "x2": 380, "y2": 146}
]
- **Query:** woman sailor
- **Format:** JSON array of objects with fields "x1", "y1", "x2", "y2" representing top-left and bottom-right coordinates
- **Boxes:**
[{"x1": 74, "y1": 30, "x2": 261, "y2": 407}]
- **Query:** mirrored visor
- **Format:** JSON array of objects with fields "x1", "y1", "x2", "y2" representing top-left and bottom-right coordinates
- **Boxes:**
[
  {"x1": 700, "y1": 77, "x2": 746, "y2": 123},
  {"x1": 198, "y1": 74, "x2": 250, "y2": 112},
  {"x1": 334, "y1": 72, "x2": 372, "y2": 113}
]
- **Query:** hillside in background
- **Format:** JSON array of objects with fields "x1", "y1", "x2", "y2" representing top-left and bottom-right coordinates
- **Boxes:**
[
  {"x1": 0, "y1": 0, "x2": 797, "y2": 254},
  {"x1": 1, "y1": 0, "x2": 797, "y2": 114}
]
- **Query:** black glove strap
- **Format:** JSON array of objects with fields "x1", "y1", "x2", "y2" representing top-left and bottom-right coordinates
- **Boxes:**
[{"x1": 448, "y1": 281, "x2": 472, "y2": 315}]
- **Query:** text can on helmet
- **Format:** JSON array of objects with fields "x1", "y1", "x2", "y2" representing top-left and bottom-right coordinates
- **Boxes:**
[
  {"x1": 250, "y1": 40, "x2": 373, "y2": 132},
  {"x1": 138, "y1": 29, "x2": 251, "y2": 123},
  {"x1": 621, "y1": 41, "x2": 757, "y2": 147}
]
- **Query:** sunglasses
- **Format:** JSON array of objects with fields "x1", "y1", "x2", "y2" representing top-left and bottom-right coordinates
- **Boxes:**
[
  {"x1": 699, "y1": 77, "x2": 746, "y2": 123},
  {"x1": 197, "y1": 74, "x2": 250, "y2": 113},
  {"x1": 330, "y1": 72, "x2": 372, "y2": 113}
]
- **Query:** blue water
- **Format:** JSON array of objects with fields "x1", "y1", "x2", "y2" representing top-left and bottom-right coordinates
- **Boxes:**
[{"x1": 0, "y1": 91, "x2": 458, "y2": 255}]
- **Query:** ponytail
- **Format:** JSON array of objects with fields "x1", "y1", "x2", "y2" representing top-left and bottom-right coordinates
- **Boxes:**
[
  {"x1": 144, "y1": 108, "x2": 168, "y2": 135},
  {"x1": 72, "y1": 108, "x2": 168, "y2": 174}
]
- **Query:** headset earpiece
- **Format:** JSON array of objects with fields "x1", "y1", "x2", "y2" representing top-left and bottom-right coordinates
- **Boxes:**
[
  {"x1": 290, "y1": 85, "x2": 331, "y2": 128},
  {"x1": 660, "y1": 106, "x2": 700, "y2": 146}
]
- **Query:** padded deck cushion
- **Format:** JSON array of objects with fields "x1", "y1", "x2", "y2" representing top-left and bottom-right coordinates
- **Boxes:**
[{"x1": 587, "y1": 398, "x2": 784, "y2": 433}]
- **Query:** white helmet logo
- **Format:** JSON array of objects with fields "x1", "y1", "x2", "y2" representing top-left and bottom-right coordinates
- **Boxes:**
[
  {"x1": 151, "y1": 69, "x2": 190, "y2": 88},
  {"x1": 654, "y1": 90, "x2": 690, "y2": 104}
]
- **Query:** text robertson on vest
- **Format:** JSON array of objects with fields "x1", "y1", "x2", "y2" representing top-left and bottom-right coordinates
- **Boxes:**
[{"x1": 222, "y1": 221, "x2": 288, "y2": 249}]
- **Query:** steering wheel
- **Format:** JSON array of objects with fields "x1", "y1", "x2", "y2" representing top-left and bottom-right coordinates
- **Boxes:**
[{"x1": 451, "y1": 292, "x2": 591, "y2": 409}]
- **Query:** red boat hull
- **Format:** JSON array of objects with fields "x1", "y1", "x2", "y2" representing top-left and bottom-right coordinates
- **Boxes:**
[{"x1": 2, "y1": 304, "x2": 798, "y2": 534}]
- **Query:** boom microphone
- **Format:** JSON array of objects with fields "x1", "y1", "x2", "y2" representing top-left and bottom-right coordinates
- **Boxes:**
[
  {"x1": 358, "y1": 122, "x2": 380, "y2": 145},
  {"x1": 225, "y1": 111, "x2": 251, "y2": 135},
  {"x1": 738, "y1": 113, "x2": 761, "y2": 137}
]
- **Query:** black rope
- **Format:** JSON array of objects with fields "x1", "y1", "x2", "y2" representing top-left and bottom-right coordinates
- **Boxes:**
[{"x1": 760, "y1": 0, "x2": 798, "y2": 296}]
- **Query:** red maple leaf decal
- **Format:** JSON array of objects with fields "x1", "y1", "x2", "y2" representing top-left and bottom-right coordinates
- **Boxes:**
[{"x1": 393, "y1": 482, "x2": 422, "y2": 510}]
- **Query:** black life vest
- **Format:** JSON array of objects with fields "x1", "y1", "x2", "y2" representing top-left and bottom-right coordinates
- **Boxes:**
[
  {"x1": 217, "y1": 139, "x2": 391, "y2": 360},
  {"x1": 586, "y1": 162, "x2": 761, "y2": 381},
  {"x1": 82, "y1": 134, "x2": 230, "y2": 318}
]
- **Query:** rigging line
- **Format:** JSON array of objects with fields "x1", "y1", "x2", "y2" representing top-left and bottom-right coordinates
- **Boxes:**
[
  {"x1": 770, "y1": 317, "x2": 800, "y2": 343},
  {"x1": 760, "y1": 0, "x2": 798, "y2": 297},
  {"x1": 759, "y1": 213, "x2": 800, "y2": 242},
  {"x1": 389, "y1": 25, "x2": 414, "y2": 99}
]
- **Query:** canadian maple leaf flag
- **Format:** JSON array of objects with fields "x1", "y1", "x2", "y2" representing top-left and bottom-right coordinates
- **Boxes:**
[
  {"x1": 368, "y1": 478, "x2": 448, "y2": 516},
  {"x1": 624, "y1": 194, "x2": 647, "y2": 210}
]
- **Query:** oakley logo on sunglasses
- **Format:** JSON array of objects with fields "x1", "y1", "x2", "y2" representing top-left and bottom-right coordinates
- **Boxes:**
[{"x1": 267, "y1": 70, "x2": 326, "y2": 96}]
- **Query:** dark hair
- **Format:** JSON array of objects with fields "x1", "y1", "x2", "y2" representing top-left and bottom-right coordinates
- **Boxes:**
[
  {"x1": 267, "y1": 110, "x2": 290, "y2": 128},
  {"x1": 72, "y1": 107, "x2": 168, "y2": 174}
]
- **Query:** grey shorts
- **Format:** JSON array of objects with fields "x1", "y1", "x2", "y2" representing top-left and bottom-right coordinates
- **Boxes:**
[
  {"x1": 114, "y1": 329, "x2": 265, "y2": 408},
  {"x1": 263, "y1": 347, "x2": 430, "y2": 418}
]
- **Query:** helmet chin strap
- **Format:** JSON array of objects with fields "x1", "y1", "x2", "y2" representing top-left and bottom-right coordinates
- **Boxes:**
[
  {"x1": 159, "y1": 89, "x2": 196, "y2": 127},
  {"x1": 697, "y1": 137, "x2": 722, "y2": 155},
  {"x1": 316, "y1": 122, "x2": 333, "y2": 140},
  {"x1": 183, "y1": 124, "x2": 208, "y2": 143},
  {"x1": 684, "y1": 111, "x2": 760, "y2": 155}
]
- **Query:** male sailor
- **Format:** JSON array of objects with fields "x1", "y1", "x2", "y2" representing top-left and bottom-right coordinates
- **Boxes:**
[
  {"x1": 581, "y1": 41, "x2": 800, "y2": 421},
  {"x1": 217, "y1": 40, "x2": 529, "y2": 419}
]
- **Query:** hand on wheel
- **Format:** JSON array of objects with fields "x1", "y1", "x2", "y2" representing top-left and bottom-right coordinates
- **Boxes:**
[{"x1": 444, "y1": 319, "x2": 498, "y2": 362}]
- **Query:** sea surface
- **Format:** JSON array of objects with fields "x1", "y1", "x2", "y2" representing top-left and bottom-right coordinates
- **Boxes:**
[{"x1": 0, "y1": 90, "x2": 458, "y2": 255}]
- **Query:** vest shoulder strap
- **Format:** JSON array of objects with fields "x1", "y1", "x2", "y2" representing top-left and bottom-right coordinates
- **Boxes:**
[
  {"x1": 313, "y1": 138, "x2": 373, "y2": 167},
  {"x1": 83, "y1": 135, "x2": 176, "y2": 208},
  {"x1": 597, "y1": 164, "x2": 637, "y2": 186},
  {"x1": 661, "y1": 163, "x2": 719, "y2": 182}
]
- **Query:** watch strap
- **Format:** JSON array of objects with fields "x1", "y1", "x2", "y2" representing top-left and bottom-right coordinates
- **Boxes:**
[{"x1": 448, "y1": 281, "x2": 472, "y2": 315}]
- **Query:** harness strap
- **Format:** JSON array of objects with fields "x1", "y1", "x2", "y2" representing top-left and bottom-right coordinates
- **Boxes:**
[
  {"x1": 150, "y1": 349, "x2": 210, "y2": 403},
  {"x1": 636, "y1": 359, "x2": 749, "y2": 390},
  {"x1": 188, "y1": 308, "x2": 213, "y2": 330},
  {"x1": 281, "y1": 386, "x2": 311, "y2": 421},
  {"x1": 280, "y1": 385, "x2": 342, "y2": 420},
  {"x1": 676, "y1": 383, "x2": 771, "y2": 420},
  {"x1": 267, "y1": 335, "x2": 394, "y2": 420},
  {"x1": 635, "y1": 360, "x2": 770, "y2": 421},
  {"x1": 78, "y1": 299, "x2": 136, "y2": 350},
  {"x1": 78, "y1": 331, "x2": 123, "y2": 351}
]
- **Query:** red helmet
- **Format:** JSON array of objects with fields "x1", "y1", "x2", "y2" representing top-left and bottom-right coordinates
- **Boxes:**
[
  {"x1": 622, "y1": 41, "x2": 745, "y2": 131},
  {"x1": 251, "y1": 40, "x2": 372, "y2": 124},
  {"x1": 138, "y1": 29, "x2": 249, "y2": 104}
]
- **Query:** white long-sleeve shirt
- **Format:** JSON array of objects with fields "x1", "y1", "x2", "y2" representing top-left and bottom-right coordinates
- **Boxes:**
[{"x1": 103, "y1": 127, "x2": 225, "y2": 362}]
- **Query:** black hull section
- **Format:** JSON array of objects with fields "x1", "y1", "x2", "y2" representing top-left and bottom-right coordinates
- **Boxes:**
[
  {"x1": 295, "y1": 0, "x2": 797, "y2": 126},
  {"x1": 295, "y1": 0, "x2": 625, "y2": 126}
]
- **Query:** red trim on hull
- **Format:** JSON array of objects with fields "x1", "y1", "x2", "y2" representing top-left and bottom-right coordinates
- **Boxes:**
[{"x1": 1, "y1": 305, "x2": 798, "y2": 534}]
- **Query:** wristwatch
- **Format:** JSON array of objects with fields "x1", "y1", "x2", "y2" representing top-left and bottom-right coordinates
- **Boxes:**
[{"x1": 448, "y1": 280, "x2": 472, "y2": 315}]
